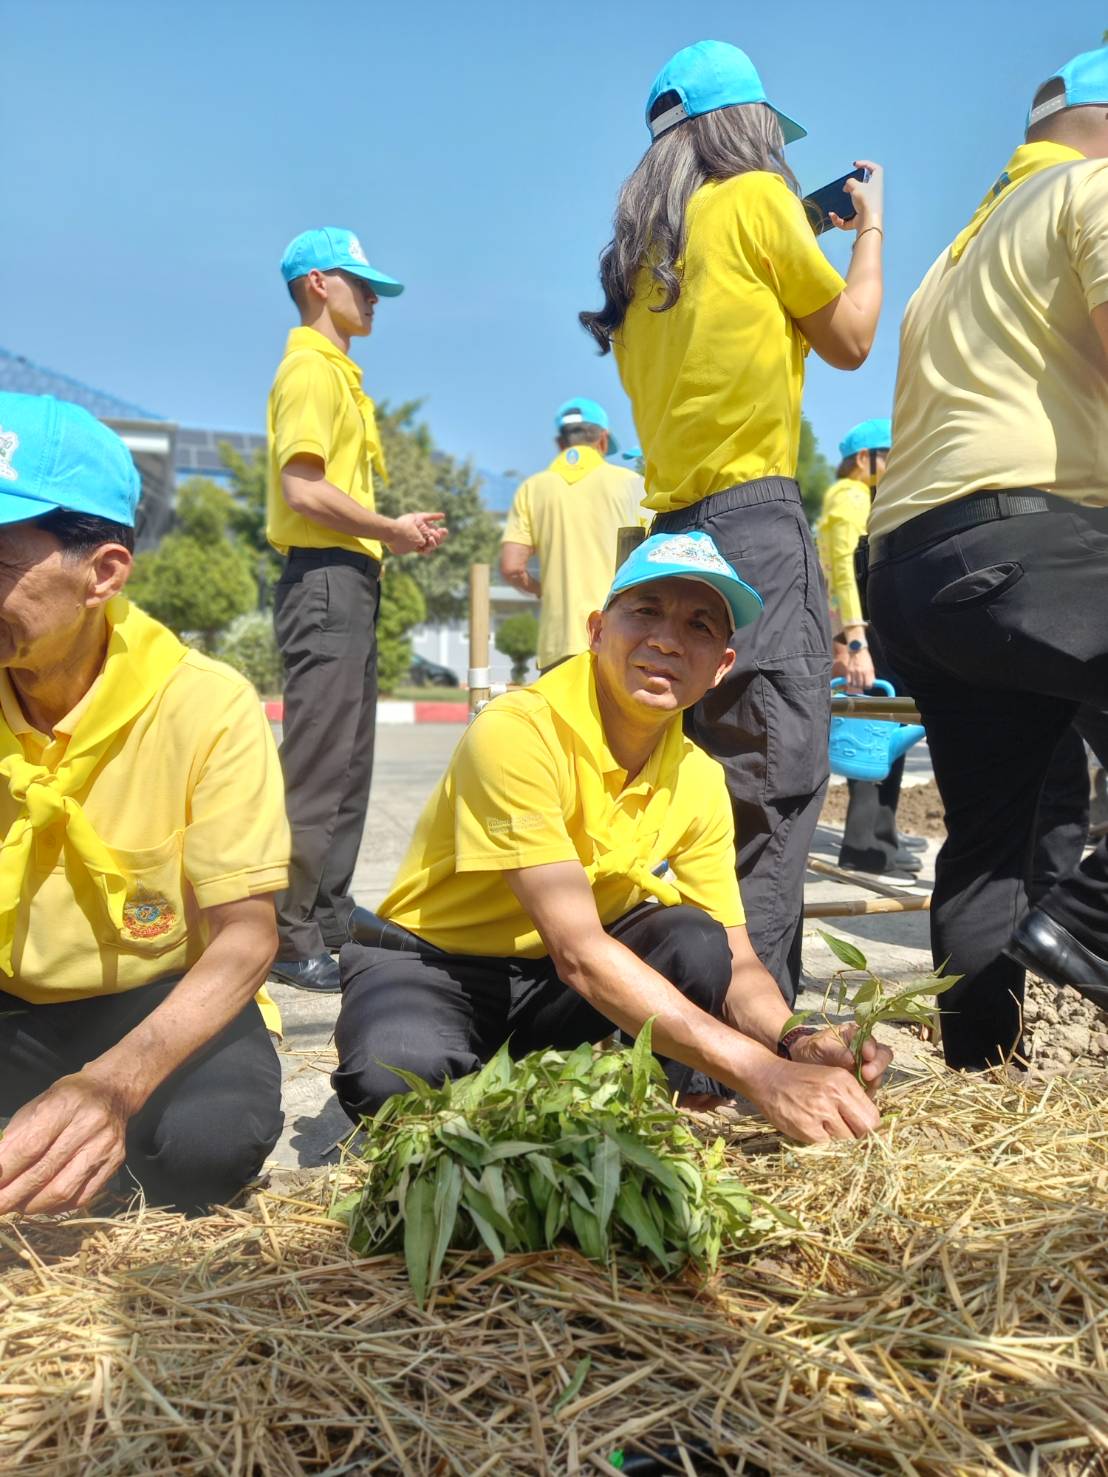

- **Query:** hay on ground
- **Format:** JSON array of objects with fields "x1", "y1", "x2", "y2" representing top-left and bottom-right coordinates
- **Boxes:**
[{"x1": 1, "y1": 1068, "x2": 1107, "y2": 1476}]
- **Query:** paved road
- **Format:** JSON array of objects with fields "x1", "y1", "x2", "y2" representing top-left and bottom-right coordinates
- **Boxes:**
[{"x1": 268, "y1": 722, "x2": 938, "y2": 1168}]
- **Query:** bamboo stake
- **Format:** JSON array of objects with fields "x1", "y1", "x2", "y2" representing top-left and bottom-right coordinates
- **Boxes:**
[
  {"x1": 468, "y1": 563, "x2": 491, "y2": 716},
  {"x1": 615, "y1": 526, "x2": 647, "y2": 572},
  {"x1": 804, "y1": 895, "x2": 932, "y2": 918},
  {"x1": 831, "y1": 696, "x2": 922, "y2": 723},
  {"x1": 806, "y1": 855, "x2": 925, "y2": 899}
]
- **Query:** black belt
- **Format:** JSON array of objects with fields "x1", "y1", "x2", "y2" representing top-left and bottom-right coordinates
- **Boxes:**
[
  {"x1": 651, "y1": 475, "x2": 801, "y2": 531},
  {"x1": 285, "y1": 546, "x2": 379, "y2": 573},
  {"x1": 870, "y1": 490, "x2": 1108, "y2": 564}
]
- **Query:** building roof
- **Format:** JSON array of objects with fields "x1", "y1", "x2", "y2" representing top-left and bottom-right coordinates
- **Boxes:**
[{"x1": 0, "y1": 346, "x2": 165, "y2": 422}]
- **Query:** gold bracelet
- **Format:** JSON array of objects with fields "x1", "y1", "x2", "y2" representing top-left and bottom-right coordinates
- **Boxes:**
[{"x1": 854, "y1": 225, "x2": 884, "y2": 246}]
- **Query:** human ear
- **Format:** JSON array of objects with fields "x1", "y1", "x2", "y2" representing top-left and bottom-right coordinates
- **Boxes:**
[{"x1": 88, "y1": 544, "x2": 133, "y2": 607}]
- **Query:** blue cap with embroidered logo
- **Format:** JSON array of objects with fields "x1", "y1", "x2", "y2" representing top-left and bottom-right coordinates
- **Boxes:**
[
  {"x1": 605, "y1": 531, "x2": 763, "y2": 635},
  {"x1": 646, "y1": 40, "x2": 806, "y2": 144},
  {"x1": 0, "y1": 393, "x2": 141, "y2": 529},
  {"x1": 555, "y1": 396, "x2": 619, "y2": 456},
  {"x1": 1028, "y1": 46, "x2": 1108, "y2": 130},
  {"x1": 280, "y1": 227, "x2": 404, "y2": 297},
  {"x1": 838, "y1": 418, "x2": 892, "y2": 460}
]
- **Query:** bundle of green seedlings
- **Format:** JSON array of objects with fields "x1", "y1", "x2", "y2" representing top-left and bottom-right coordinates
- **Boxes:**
[
  {"x1": 785, "y1": 930, "x2": 961, "y2": 1077},
  {"x1": 331, "y1": 1023, "x2": 775, "y2": 1303}
]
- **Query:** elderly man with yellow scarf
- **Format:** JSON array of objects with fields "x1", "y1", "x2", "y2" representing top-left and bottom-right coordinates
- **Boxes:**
[{"x1": 0, "y1": 393, "x2": 289, "y2": 1215}]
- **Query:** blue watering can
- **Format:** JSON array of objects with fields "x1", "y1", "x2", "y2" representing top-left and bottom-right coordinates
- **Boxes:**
[{"x1": 829, "y1": 678, "x2": 926, "y2": 782}]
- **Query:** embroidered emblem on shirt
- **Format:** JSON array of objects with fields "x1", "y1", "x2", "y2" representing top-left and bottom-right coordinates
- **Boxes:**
[
  {"x1": 123, "y1": 888, "x2": 177, "y2": 940},
  {"x1": 647, "y1": 534, "x2": 732, "y2": 575},
  {"x1": 566, "y1": 448, "x2": 579, "y2": 464},
  {"x1": 0, "y1": 427, "x2": 19, "y2": 482},
  {"x1": 487, "y1": 812, "x2": 545, "y2": 834},
  {"x1": 347, "y1": 235, "x2": 370, "y2": 265}
]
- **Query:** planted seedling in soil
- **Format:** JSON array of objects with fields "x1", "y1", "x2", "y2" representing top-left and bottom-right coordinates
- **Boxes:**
[{"x1": 782, "y1": 932, "x2": 960, "y2": 1082}]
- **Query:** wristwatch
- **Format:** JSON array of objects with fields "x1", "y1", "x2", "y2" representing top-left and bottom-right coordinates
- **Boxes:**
[
  {"x1": 847, "y1": 638, "x2": 868, "y2": 653},
  {"x1": 777, "y1": 1025, "x2": 819, "y2": 1060}
]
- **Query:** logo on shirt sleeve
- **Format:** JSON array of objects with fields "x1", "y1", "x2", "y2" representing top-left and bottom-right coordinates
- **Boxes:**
[
  {"x1": 0, "y1": 428, "x2": 19, "y2": 482},
  {"x1": 487, "y1": 812, "x2": 546, "y2": 835}
]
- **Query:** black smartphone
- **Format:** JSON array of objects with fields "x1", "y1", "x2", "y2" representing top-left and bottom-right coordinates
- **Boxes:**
[{"x1": 803, "y1": 167, "x2": 868, "y2": 235}]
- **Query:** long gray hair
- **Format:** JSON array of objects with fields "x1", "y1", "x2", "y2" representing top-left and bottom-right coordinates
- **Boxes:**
[{"x1": 579, "y1": 101, "x2": 800, "y2": 354}]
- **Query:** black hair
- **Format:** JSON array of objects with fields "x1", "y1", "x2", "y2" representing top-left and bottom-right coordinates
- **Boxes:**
[
  {"x1": 33, "y1": 508, "x2": 135, "y2": 557},
  {"x1": 557, "y1": 421, "x2": 607, "y2": 449}
]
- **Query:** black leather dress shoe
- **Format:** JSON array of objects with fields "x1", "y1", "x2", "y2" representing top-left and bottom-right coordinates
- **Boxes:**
[
  {"x1": 269, "y1": 953, "x2": 341, "y2": 993},
  {"x1": 1006, "y1": 908, "x2": 1108, "y2": 1010}
]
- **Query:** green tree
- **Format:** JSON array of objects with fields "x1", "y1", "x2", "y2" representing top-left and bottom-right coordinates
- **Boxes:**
[
  {"x1": 127, "y1": 478, "x2": 257, "y2": 649},
  {"x1": 217, "y1": 611, "x2": 282, "y2": 695},
  {"x1": 377, "y1": 569, "x2": 427, "y2": 694},
  {"x1": 495, "y1": 612, "x2": 539, "y2": 684},
  {"x1": 217, "y1": 442, "x2": 284, "y2": 603},
  {"x1": 375, "y1": 402, "x2": 502, "y2": 621},
  {"x1": 796, "y1": 414, "x2": 834, "y2": 525}
]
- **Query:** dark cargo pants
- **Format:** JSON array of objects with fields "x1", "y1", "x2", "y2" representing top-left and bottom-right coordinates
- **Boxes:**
[
  {"x1": 653, "y1": 479, "x2": 833, "y2": 1006},
  {"x1": 274, "y1": 548, "x2": 380, "y2": 959}
]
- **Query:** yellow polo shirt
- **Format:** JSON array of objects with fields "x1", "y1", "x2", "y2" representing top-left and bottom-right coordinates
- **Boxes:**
[
  {"x1": 379, "y1": 653, "x2": 743, "y2": 957},
  {"x1": 502, "y1": 447, "x2": 646, "y2": 670},
  {"x1": 0, "y1": 633, "x2": 290, "y2": 1007},
  {"x1": 614, "y1": 171, "x2": 845, "y2": 512},
  {"x1": 872, "y1": 149, "x2": 1108, "y2": 538},
  {"x1": 816, "y1": 478, "x2": 870, "y2": 629},
  {"x1": 266, "y1": 325, "x2": 385, "y2": 561}
]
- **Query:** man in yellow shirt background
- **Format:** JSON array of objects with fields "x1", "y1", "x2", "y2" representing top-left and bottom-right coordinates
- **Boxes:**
[
  {"x1": 868, "y1": 48, "x2": 1108, "y2": 1070},
  {"x1": 500, "y1": 397, "x2": 645, "y2": 673},
  {"x1": 267, "y1": 227, "x2": 447, "y2": 994},
  {"x1": 0, "y1": 393, "x2": 290, "y2": 1215},
  {"x1": 334, "y1": 532, "x2": 891, "y2": 1144}
]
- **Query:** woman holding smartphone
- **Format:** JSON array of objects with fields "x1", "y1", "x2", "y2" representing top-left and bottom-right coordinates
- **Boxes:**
[{"x1": 580, "y1": 40, "x2": 884, "y2": 1004}]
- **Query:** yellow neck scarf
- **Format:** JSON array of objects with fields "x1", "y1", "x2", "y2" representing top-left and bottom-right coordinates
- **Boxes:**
[
  {"x1": 548, "y1": 445, "x2": 606, "y2": 486},
  {"x1": 950, "y1": 142, "x2": 1085, "y2": 262},
  {"x1": 534, "y1": 655, "x2": 685, "y2": 907},
  {"x1": 0, "y1": 597, "x2": 187, "y2": 974},
  {"x1": 286, "y1": 326, "x2": 390, "y2": 485}
]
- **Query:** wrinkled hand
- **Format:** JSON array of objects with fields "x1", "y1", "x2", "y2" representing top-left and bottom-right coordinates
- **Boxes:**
[
  {"x1": 0, "y1": 1073, "x2": 130, "y2": 1215},
  {"x1": 791, "y1": 1022, "x2": 893, "y2": 1091},
  {"x1": 843, "y1": 647, "x2": 876, "y2": 693},
  {"x1": 833, "y1": 160, "x2": 883, "y2": 232},
  {"x1": 385, "y1": 511, "x2": 448, "y2": 557},
  {"x1": 747, "y1": 1056, "x2": 881, "y2": 1142}
]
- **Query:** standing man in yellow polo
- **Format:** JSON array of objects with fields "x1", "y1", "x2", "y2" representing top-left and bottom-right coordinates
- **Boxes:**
[
  {"x1": 0, "y1": 394, "x2": 289, "y2": 1215},
  {"x1": 500, "y1": 398, "x2": 645, "y2": 673},
  {"x1": 267, "y1": 227, "x2": 447, "y2": 994}
]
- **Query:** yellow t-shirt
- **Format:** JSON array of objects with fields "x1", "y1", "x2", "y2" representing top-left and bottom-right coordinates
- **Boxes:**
[
  {"x1": 502, "y1": 447, "x2": 646, "y2": 670},
  {"x1": 871, "y1": 148, "x2": 1108, "y2": 539},
  {"x1": 614, "y1": 171, "x2": 845, "y2": 512},
  {"x1": 0, "y1": 631, "x2": 290, "y2": 1007},
  {"x1": 379, "y1": 653, "x2": 743, "y2": 957},
  {"x1": 266, "y1": 326, "x2": 385, "y2": 561},
  {"x1": 815, "y1": 478, "x2": 870, "y2": 629}
]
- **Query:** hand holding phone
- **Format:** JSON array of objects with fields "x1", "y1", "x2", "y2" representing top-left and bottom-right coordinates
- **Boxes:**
[{"x1": 803, "y1": 161, "x2": 883, "y2": 235}]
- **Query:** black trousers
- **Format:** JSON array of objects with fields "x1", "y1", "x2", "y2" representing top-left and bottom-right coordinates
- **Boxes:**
[
  {"x1": 653, "y1": 480, "x2": 832, "y2": 1005},
  {"x1": 0, "y1": 976, "x2": 283, "y2": 1210},
  {"x1": 869, "y1": 500, "x2": 1108, "y2": 1070},
  {"x1": 332, "y1": 904, "x2": 732, "y2": 1120},
  {"x1": 839, "y1": 626, "x2": 907, "y2": 874},
  {"x1": 274, "y1": 549, "x2": 380, "y2": 958}
]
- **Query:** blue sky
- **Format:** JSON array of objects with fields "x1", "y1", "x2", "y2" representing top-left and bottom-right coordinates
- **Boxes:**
[{"x1": 4, "y1": 1, "x2": 1103, "y2": 484}]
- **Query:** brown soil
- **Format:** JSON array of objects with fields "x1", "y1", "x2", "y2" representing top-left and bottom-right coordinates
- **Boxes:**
[{"x1": 821, "y1": 777, "x2": 947, "y2": 839}]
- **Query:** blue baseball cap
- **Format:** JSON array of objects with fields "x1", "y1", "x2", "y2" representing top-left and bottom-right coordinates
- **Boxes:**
[
  {"x1": 646, "y1": 41, "x2": 806, "y2": 145},
  {"x1": 280, "y1": 227, "x2": 404, "y2": 297},
  {"x1": 1028, "y1": 47, "x2": 1108, "y2": 130},
  {"x1": 605, "y1": 531, "x2": 763, "y2": 634},
  {"x1": 556, "y1": 397, "x2": 619, "y2": 456},
  {"x1": 838, "y1": 418, "x2": 892, "y2": 460},
  {"x1": 0, "y1": 393, "x2": 141, "y2": 529}
]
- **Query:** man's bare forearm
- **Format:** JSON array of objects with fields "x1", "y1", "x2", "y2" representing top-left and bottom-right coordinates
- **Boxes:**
[
  {"x1": 504, "y1": 567, "x2": 542, "y2": 598},
  {"x1": 283, "y1": 473, "x2": 400, "y2": 541},
  {"x1": 80, "y1": 899, "x2": 278, "y2": 1117}
]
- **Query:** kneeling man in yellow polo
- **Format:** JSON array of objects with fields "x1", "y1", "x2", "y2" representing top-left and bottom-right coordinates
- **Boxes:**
[
  {"x1": 335, "y1": 533, "x2": 891, "y2": 1142},
  {"x1": 0, "y1": 393, "x2": 290, "y2": 1215}
]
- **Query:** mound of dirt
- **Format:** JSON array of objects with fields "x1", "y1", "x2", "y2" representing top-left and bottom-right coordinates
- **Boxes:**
[{"x1": 821, "y1": 777, "x2": 947, "y2": 839}]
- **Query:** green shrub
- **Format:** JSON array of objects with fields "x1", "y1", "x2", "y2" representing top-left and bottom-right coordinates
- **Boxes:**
[
  {"x1": 495, "y1": 611, "x2": 539, "y2": 683},
  {"x1": 217, "y1": 611, "x2": 282, "y2": 695},
  {"x1": 378, "y1": 569, "x2": 427, "y2": 694}
]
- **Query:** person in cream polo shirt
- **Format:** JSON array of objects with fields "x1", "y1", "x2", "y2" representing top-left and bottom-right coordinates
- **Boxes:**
[
  {"x1": 267, "y1": 226, "x2": 447, "y2": 994},
  {"x1": 0, "y1": 393, "x2": 290, "y2": 1216},
  {"x1": 867, "y1": 47, "x2": 1108, "y2": 1071}
]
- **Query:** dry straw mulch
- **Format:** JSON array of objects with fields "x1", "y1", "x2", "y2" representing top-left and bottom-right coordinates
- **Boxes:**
[{"x1": 2, "y1": 1069, "x2": 1107, "y2": 1476}]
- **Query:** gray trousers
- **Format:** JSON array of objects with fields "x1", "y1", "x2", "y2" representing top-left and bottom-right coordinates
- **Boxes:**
[
  {"x1": 274, "y1": 548, "x2": 380, "y2": 959},
  {"x1": 653, "y1": 479, "x2": 832, "y2": 1006}
]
